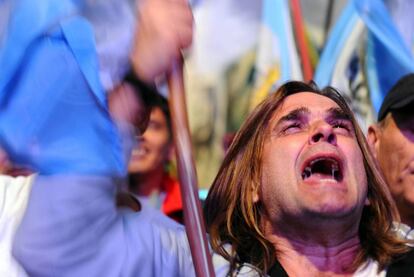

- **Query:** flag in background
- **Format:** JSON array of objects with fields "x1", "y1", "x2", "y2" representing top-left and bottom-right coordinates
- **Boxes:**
[
  {"x1": 356, "y1": 0, "x2": 414, "y2": 113},
  {"x1": 251, "y1": 0, "x2": 303, "y2": 109},
  {"x1": 315, "y1": 0, "x2": 414, "y2": 124}
]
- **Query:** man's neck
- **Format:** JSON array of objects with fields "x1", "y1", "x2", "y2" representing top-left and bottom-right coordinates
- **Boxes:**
[
  {"x1": 272, "y1": 235, "x2": 360, "y2": 276},
  {"x1": 264, "y1": 220, "x2": 362, "y2": 276}
]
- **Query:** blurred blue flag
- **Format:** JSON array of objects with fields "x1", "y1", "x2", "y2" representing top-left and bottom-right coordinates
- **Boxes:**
[
  {"x1": 355, "y1": 0, "x2": 414, "y2": 112},
  {"x1": 315, "y1": 0, "x2": 414, "y2": 114},
  {"x1": 0, "y1": 0, "x2": 126, "y2": 176}
]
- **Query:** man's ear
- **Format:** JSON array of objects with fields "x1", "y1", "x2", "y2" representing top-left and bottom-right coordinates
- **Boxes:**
[{"x1": 367, "y1": 125, "x2": 380, "y2": 159}]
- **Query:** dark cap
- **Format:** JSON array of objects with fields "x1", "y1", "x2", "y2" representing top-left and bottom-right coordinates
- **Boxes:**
[{"x1": 377, "y1": 73, "x2": 414, "y2": 121}]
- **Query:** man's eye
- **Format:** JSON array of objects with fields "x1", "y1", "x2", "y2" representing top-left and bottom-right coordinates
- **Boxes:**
[
  {"x1": 282, "y1": 123, "x2": 302, "y2": 133},
  {"x1": 332, "y1": 121, "x2": 352, "y2": 133},
  {"x1": 289, "y1": 123, "x2": 301, "y2": 129},
  {"x1": 333, "y1": 123, "x2": 346, "y2": 129}
]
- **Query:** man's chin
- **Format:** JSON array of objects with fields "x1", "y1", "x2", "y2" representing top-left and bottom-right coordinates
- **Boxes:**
[{"x1": 305, "y1": 203, "x2": 358, "y2": 219}]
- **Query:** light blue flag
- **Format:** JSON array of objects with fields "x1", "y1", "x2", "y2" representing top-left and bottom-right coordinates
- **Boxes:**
[
  {"x1": 0, "y1": 0, "x2": 126, "y2": 176},
  {"x1": 256, "y1": 0, "x2": 303, "y2": 86},
  {"x1": 314, "y1": 1, "x2": 359, "y2": 88}
]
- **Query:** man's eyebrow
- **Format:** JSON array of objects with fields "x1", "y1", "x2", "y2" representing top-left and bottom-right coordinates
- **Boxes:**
[
  {"x1": 327, "y1": 107, "x2": 351, "y2": 121},
  {"x1": 277, "y1": 107, "x2": 309, "y2": 124}
]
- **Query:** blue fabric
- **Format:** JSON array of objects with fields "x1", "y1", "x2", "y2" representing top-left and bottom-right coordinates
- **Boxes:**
[
  {"x1": 354, "y1": 0, "x2": 414, "y2": 112},
  {"x1": 262, "y1": 0, "x2": 291, "y2": 82},
  {"x1": 0, "y1": 1, "x2": 126, "y2": 176},
  {"x1": 365, "y1": 34, "x2": 382, "y2": 113},
  {"x1": 314, "y1": 1, "x2": 359, "y2": 87},
  {"x1": 0, "y1": 0, "x2": 77, "y2": 93},
  {"x1": 314, "y1": 0, "x2": 414, "y2": 113},
  {"x1": 60, "y1": 17, "x2": 107, "y2": 107}
]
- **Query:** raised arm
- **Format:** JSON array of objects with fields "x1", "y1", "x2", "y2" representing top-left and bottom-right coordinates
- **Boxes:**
[{"x1": 9, "y1": 0, "x2": 196, "y2": 275}]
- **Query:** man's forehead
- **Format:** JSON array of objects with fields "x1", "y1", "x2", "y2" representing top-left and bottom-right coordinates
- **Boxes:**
[{"x1": 274, "y1": 92, "x2": 341, "y2": 118}]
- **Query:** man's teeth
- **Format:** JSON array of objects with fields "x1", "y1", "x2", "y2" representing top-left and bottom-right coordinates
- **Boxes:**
[
  {"x1": 302, "y1": 159, "x2": 340, "y2": 181},
  {"x1": 302, "y1": 167, "x2": 312, "y2": 179},
  {"x1": 332, "y1": 168, "x2": 339, "y2": 180}
]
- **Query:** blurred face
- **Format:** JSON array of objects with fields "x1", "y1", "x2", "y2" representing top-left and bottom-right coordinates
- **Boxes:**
[
  {"x1": 109, "y1": 83, "x2": 150, "y2": 134},
  {"x1": 369, "y1": 111, "x2": 414, "y2": 222},
  {"x1": 258, "y1": 93, "x2": 368, "y2": 225},
  {"x1": 128, "y1": 107, "x2": 172, "y2": 174}
]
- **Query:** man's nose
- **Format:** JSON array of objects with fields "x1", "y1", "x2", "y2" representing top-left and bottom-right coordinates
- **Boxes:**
[{"x1": 309, "y1": 121, "x2": 337, "y2": 145}]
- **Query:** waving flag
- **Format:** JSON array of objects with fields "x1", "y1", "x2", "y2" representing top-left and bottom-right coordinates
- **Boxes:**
[
  {"x1": 355, "y1": 0, "x2": 414, "y2": 112},
  {"x1": 315, "y1": 0, "x2": 414, "y2": 121},
  {"x1": 0, "y1": 0, "x2": 126, "y2": 175}
]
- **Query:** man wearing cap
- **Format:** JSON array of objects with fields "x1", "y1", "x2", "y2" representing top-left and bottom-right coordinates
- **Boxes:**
[{"x1": 368, "y1": 73, "x2": 414, "y2": 237}]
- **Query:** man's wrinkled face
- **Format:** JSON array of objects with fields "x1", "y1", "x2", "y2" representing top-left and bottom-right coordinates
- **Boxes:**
[
  {"x1": 258, "y1": 93, "x2": 368, "y2": 225},
  {"x1": 370, "y1": 111, "x2": 414, "y2": 218}
]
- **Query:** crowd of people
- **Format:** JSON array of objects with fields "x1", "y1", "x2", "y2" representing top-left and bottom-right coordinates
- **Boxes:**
[{"x1": 1, "y1": 0, "x2": 414, "y2": 276}]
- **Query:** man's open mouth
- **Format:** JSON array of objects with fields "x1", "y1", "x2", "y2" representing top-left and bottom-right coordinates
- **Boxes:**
[{"x1": 301, "y1": 157, "x2": 343, "y2": 182}]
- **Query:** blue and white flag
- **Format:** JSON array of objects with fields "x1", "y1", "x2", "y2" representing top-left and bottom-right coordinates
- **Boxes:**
[
  {"x1": 315, "y1": 0, "x2": 414, "y2": 119},
  {"x1": 252, "y1": 0, "x2": 303, "y2": 107},
  {"x1": 355, "y1": 0, "x2": 414, "y2": 112}
]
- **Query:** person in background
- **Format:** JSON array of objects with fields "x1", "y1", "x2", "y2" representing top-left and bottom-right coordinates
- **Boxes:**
[
  {"x1": 127, "y1": 88, "x2": 184, "y2": 223},
  {"x1": 108, "y1": 70, "x2": 152, "y2": 213},
  {"x1": 368, "y1": 73, "x2": 414, "y2": 239}
]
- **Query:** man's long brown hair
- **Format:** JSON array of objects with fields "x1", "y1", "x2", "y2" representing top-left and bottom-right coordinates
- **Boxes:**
[{"x1": 204, "y1": 81, "x2": 408, "y2": 275}]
